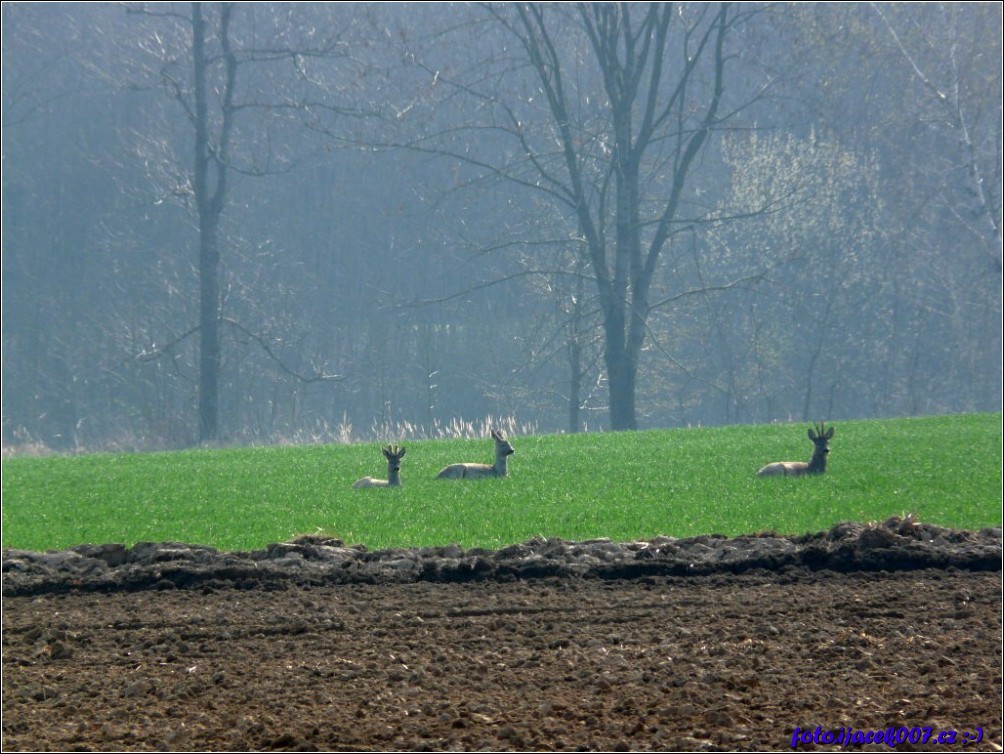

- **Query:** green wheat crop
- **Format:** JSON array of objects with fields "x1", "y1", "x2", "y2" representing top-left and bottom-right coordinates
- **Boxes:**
[{"x1": 2, "y1": 414, "x2": 999, "y2": 552}]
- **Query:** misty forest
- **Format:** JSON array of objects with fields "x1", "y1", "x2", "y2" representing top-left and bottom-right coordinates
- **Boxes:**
[{"x1": 2, "y1": 2, "x2": 1001, "y2": 452}]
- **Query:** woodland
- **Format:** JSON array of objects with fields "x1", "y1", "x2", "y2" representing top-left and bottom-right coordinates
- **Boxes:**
[{"x1": 2, "y1": 2, "x2": 1001, "y2": 451}]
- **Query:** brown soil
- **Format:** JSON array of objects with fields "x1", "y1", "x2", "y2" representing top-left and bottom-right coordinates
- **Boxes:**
[{"x1": 3, "y1": 568, "x2": 1000, "y2": 752}]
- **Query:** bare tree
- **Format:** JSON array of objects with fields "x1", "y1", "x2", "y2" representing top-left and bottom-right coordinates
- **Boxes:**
[
  {"x1": 127, "y1": 2, "x2": 351, "y2": 443},
  {"x1": 364, "y1": 3, "x2": 758, "y2": 430},
  {"x1": 191, "y1": 2, "x2": 231, "y2": 443},
  {"x1": 871, "y1": 2, "x2": 1002, "y2": 266}
]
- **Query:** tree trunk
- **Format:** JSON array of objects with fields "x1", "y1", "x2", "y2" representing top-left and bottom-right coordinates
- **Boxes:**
[
  {"x1": 565, "y1": 265, "x2": 587, "y2": 434},
  {"x1": 198, "y1": 221, "x2": 221, "y2": 443},
  {"x1": 191, "y1": 2, "x2": 234, "y2": 444},
  {"x1": 605, "y1": 345, "x2": 638, "y2": 431},
  {"x1": 602, "y1": 302, "x2": 639, "y2": 431},
  {"x1": 567, "y1": 338, "x2": 582, "y2": 434}
]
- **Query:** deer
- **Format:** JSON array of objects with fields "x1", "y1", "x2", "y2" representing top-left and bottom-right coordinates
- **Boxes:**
[
  {"x1": 757, "y1": 422, "x2": 834, "y2": 477},
  {"x1": 353, "y1": 445, "x2": 406, "y2": 488},
  {"x1": 437, "y1": 429, "x2": 515, "y2": 479}
]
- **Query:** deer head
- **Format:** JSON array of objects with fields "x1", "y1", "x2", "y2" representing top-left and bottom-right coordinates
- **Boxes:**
[{"x1": 383, "y1": 444, "x2": 406, "y2": 470}]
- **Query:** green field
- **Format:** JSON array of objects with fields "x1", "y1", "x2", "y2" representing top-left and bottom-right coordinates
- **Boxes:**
[{"x1": 2, "y1": 414, "x2": 1000, "y2": 552}]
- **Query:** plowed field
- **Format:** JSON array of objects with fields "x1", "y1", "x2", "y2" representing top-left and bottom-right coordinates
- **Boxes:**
[{"x1": 3, "y1": 566, "x2": 1001, "y2": 751}]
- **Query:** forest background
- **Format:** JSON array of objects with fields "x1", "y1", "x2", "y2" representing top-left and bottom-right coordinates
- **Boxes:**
[{"x1": 2, "y1": 2, "x2": 1001, "y2": 452}]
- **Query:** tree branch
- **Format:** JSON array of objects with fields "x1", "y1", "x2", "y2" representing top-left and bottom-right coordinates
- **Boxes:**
[
  {"x1": 137, "y1": 320, "x2": 342, "y2": 384},
  {"x1": 647, "y1": 269, "x2": 768, "y2": 313},
  {"x1": 393, "y1": 267, "x2": 597, "y2": 309},
  {"x1": 136, "y1": 324, "x2": 201, "y2": 362}
]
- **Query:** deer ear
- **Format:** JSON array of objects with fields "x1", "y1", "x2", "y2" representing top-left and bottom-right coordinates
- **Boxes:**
[
  {"x1": 808, "y1": 428, "x2": 817, "y2": 440},
  {"x1": 824, "y1": 427, "x2": 834, "y2": 440},
  {"x1": 399, "y1": 447, "x2": 406, "y2": 457}
]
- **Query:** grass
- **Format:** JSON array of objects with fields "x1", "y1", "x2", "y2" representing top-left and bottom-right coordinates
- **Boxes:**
[{"x1": 2, "y1": 414, "x2": 1000, "y2": 552}]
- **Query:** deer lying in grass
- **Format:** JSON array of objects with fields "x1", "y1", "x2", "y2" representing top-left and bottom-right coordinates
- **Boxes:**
[
  {"x1": 757, "y1": 423, "x2": 834, "y2": 477},
  {"x1": 437, "y1": 430, "x2": 515, "y2": 479},
  {"x1": 353, "y1": 445, "x2": 406, "y2": 488}
]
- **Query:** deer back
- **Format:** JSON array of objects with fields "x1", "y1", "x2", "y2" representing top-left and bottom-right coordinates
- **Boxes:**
[
  {"x1": 756, "y1": 461, "x2": 810, "y2": 477},
  {"x1": 436, "y1": 462, "x2": 498, "y2": 479},
  {"x1": 353, "y1": 476, "x2": 391, "y2": 488}
]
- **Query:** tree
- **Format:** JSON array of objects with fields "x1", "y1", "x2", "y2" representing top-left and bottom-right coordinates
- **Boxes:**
[
  {"x1": 370, "y1": 3, "x2": 756, "y2": 430},
  {"x1": 871, "y1": 2, "x2": 1001, "y2": 265},
  {"x1": 127, "y1": 2, "x2": 350, "y2": 443},
  {"x1": 776, "y1": 2, "x2": 1002, "y2": 414},
  {"x1": 870, "y1": 2, "x2": 1002, "y2": 407},
  {"x1": 710, "y1": 130, "x2": 887, "y2": 421},
  {"x1": 2, "y1": 3, "x2": 130, "y2": 448},
  {"x1": 191, "y1": 2, "x2": 232, "y2": 443}
]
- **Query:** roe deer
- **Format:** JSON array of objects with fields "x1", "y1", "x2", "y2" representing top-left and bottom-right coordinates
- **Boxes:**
[
  {"x1": 354, "y1": 445, "x2": 406, "y2": 488},
  {"x1": 437, "y1": 429, "x2": 515, "y2": 479},
  {"x1": 757, "y1": 423, "x2": 834, "y2": 477}
]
